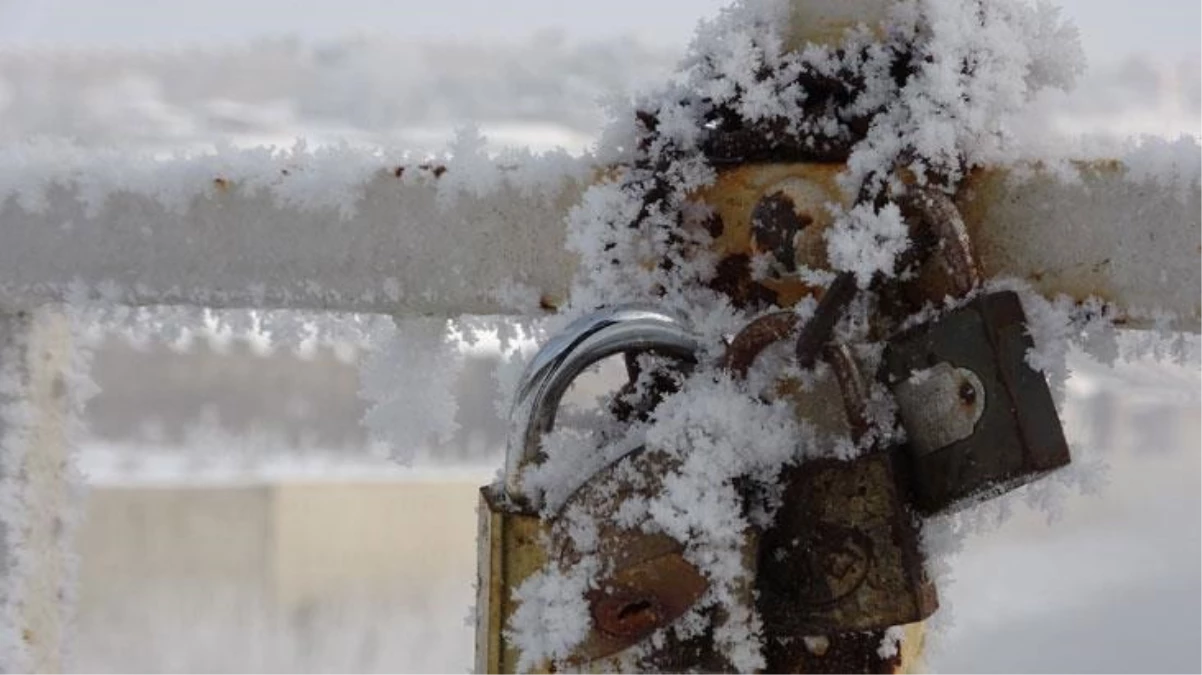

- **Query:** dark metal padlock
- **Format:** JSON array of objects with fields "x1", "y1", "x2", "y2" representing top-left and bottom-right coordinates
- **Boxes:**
[
  {"x1": 476, "y1": 305, "x2": 712, "y2": 673},
  {"x1": 882, "y1": 187, "x2": 1071, "y2": 515},
  {"x1": 882, "y1": 289, "x2": 1071, "y2": 515},
  {"x1": 721, "y1": 314, "x2": 936, "y2": 660}
]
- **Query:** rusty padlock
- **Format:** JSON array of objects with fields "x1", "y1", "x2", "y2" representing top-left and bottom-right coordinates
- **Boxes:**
[
  {"x1": 724, "y1": 314, "x2": 936, "y2": 655},
  {"x1": 476, "y1": 305, "x2": 713, "y2": 673},
  {"x1": 882, "y1": 187, "x2": 1072, "y2": 515}
]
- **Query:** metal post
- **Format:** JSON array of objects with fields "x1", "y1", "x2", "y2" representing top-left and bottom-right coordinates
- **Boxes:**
[
  {"x1": 784, "y1": 0, "x2": 892, "y2": 51},
  {"x1": 0, "y1": 309, "x2": 77, "y2": 673},
  {"x1": 749, "y1": 2, "x2": 923, "y2": 671}
]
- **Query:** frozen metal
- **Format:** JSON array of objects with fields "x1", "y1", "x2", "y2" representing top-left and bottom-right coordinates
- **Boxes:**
[{"x1": 502, "y1": 305, "x2": 701, "y2": 506}]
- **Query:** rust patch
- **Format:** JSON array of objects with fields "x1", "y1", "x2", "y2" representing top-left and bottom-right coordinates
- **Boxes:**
[
  {"x1": 585, "y1": 553, "x2": 708, "y2": 654},
  {"x1": 692, "y1": 164, "x2": 849, "y2": 309},
  {"x1": 393, "y1": 164, "x2": 449, "y2": 180},
  {"x1": 709, "y1": 254, "x2": 779, "y2": 310},
  {"x1": 721, "y1": 311, "x2": 798, "y2": 379},
  {"x1": 751, "y1": 190, "x2": 813, "y2": 272}
]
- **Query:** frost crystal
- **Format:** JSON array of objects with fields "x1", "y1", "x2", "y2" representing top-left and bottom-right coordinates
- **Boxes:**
[{"x1": 825, "y1": 202, "x2": 910, "y2": 288}]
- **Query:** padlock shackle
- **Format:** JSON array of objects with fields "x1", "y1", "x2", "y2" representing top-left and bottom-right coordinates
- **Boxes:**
[
  {"x1": 504, "y1": 305, "x2": 701, "y2": 507},
  {"x1": 902, "y1": 185, "x2": 982, "y2": 296},
  {"x1": 723, "y1": 313, "x2": 874, "y2": 441}
]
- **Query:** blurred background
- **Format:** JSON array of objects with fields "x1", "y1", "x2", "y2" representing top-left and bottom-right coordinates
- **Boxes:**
[{"x1": 0, "y1": 0, "x2": 1198, "y2": 672}]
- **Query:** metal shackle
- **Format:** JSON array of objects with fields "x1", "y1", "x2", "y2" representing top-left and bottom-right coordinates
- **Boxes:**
[
  {"x1": 504, "y1": 305, "x2": 702, "y2": 507},
  {"x1": 722, "y1": 311, "x2": 873, "y2": 441},
  {"x1": 903, "y1": 185, "x2": 982, "y2": 296}
]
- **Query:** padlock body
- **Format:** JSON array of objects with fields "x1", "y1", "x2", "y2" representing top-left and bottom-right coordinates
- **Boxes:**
[
  {"x1": 475, "y1": 486, "x2": 547, "y2": 674},
  {"x1": 756, "y1": 451, "x2": 937, "y2": 636},
  {"x1": 882, "y1": 290, "x2": 1071, "y2": 514},
  {"x1": 475, "y1": 452, "x2": 718, "y2": 673}
]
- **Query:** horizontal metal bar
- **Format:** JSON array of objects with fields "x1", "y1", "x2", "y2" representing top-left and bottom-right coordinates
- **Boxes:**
[
  {"x1": 960, "y1": 162, "x2": 1200, "y2": 331},
  {"x1": 0, "y1": 160, "x2": 583, "y2": 317},
  {"x1": 0, "y1": 153, "x2": 1196, "y2": 327}
]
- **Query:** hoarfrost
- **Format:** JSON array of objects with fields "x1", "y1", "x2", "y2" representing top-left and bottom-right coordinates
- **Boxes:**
[
  {"x1": 496, "y1": 0, "x2": 1180, "y2": 669},
  {"x1": 359, "y1": 318, "x2": 460, "y2": 465},
  {"x1": 0, "y1": 134, "x2": 588, "y2": 318},
  {"x1": 0, "y1": 309, "x2": 94, "y2": 672},
  {"x1": 825, "y1": 202, "x2": 910, "y2": 288},
  {"x1": 507, "y1": 557, "x2": 598, "y2": 673}
]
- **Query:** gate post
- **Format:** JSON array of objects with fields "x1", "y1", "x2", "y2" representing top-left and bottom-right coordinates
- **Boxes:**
[{"x1": 0, "y1": 309, "x2": 78, "y2": 673}]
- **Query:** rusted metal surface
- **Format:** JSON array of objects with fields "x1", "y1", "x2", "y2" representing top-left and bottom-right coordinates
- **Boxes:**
[
  {"x1": 782, "y1": 0, "x2": 892, "y2": 53},
  {"x1": 475, "y1": 448, "x2": 722, "y2": 673},
  {"x1": 588, "y1": 554, "x2": 707, "y2": 644},
  {"x1": 751, "y1": 190, "x2": 811, "y2": 273},
  {"x1": 720, "y1": 317, "x2": 935, "y2": 673},
  {"x1": 722, "y1": 311, "x2": 798, "y2": 378},
  {"x1": 795, "y1": 272, "x2": 859, "y2": 369},
  {"x1": 959, "y1": 164, "x2": 1200, "y2": 330},
  {"x1": 899, "y1": 185, "x2": 982, "y2": 296},
  {"x1": 881, "y1": 290, "x2": 1072, "y2": 515},
  {"x1": 765, "y1": 623, "x2": 924, "y2": 674},
  {"x1": 690, "y1": 162, "x2": 1201, "y2": 331},
  {"x1": 556, "y1": 449, "x2": 716, "y2": 667},
  {"x1": 475, "y1": 487, "x2": 547, "y2": 674},
  {"x1": 758, "y1": 451, "x2": 936, "y2": 641},
  {"x1": 479, "y1": 306, "x2": 719, "y2": 672},
  {"x1": 756, "y1": 336, "x2": 937, "y2": 645},
  {"x1": 693, "y1": 163, "x2": 850, "y2": 310},
  {"x1": 824, "y1": 342, "x2": 873, "y2": 437}
]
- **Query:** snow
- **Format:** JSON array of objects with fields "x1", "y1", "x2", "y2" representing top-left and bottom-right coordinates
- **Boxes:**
[
  {"x1": 0, "y1": 319, "x2": 35, "y2": 671},
  {"x1": 359, "y1": 317, "x2": 461, "y2": 465},
  {"x1": 825, "y1": 201, "x2": 910, "y2": 288}
]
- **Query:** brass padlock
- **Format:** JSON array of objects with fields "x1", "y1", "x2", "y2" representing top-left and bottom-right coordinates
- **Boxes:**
[
  {"x1": 750, "y1": 338, "x2": 937, "y2": 650},
  {"x1": 883, "y1": 188, "x2": 1071, "y2": 515},
  {"x1": 475, "y1": 305, "x2": 708, "y2": 673}
]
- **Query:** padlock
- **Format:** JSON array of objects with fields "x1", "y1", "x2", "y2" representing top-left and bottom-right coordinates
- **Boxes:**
[
  {"x1": 476, "y1": 305, "x2": 713, "y2": 673},
  {"x1": 882, "y1": 187, "x2": 1071, "y2": 515},
  {"x1": 732, "y1": 317, "x2": 936, "y2": 652}
]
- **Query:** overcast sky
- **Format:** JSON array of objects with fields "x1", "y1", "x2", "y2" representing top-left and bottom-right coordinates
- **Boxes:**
[{"x1": 0, "y1": 0, "x2": 1198, "y2": 66}]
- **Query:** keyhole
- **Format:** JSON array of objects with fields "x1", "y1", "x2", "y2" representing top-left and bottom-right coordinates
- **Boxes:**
[
  {"x1": 958, "y1": 380, "x2": 977, "y2": 406},
  {"x1": 617, "y1": 599, "x2": 654, "y2": 622},
  {"x1": 594, "y1": 593, "x2": 663, "y2": 637}
]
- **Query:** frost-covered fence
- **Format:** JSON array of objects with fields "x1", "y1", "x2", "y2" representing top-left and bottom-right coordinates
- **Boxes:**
[
  {"x1": 0, "y1": 148, "x2": 1197, "y2": 322},
  {"x1": 0, "y1": 145, "x2": 587, "y2": 317},
  {"x1": 0, "y1": 0, "x2": 1200, "y2": 671},
  {"x1": 1, "y1": 105, "x2": 1199, "y2": 675}
]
